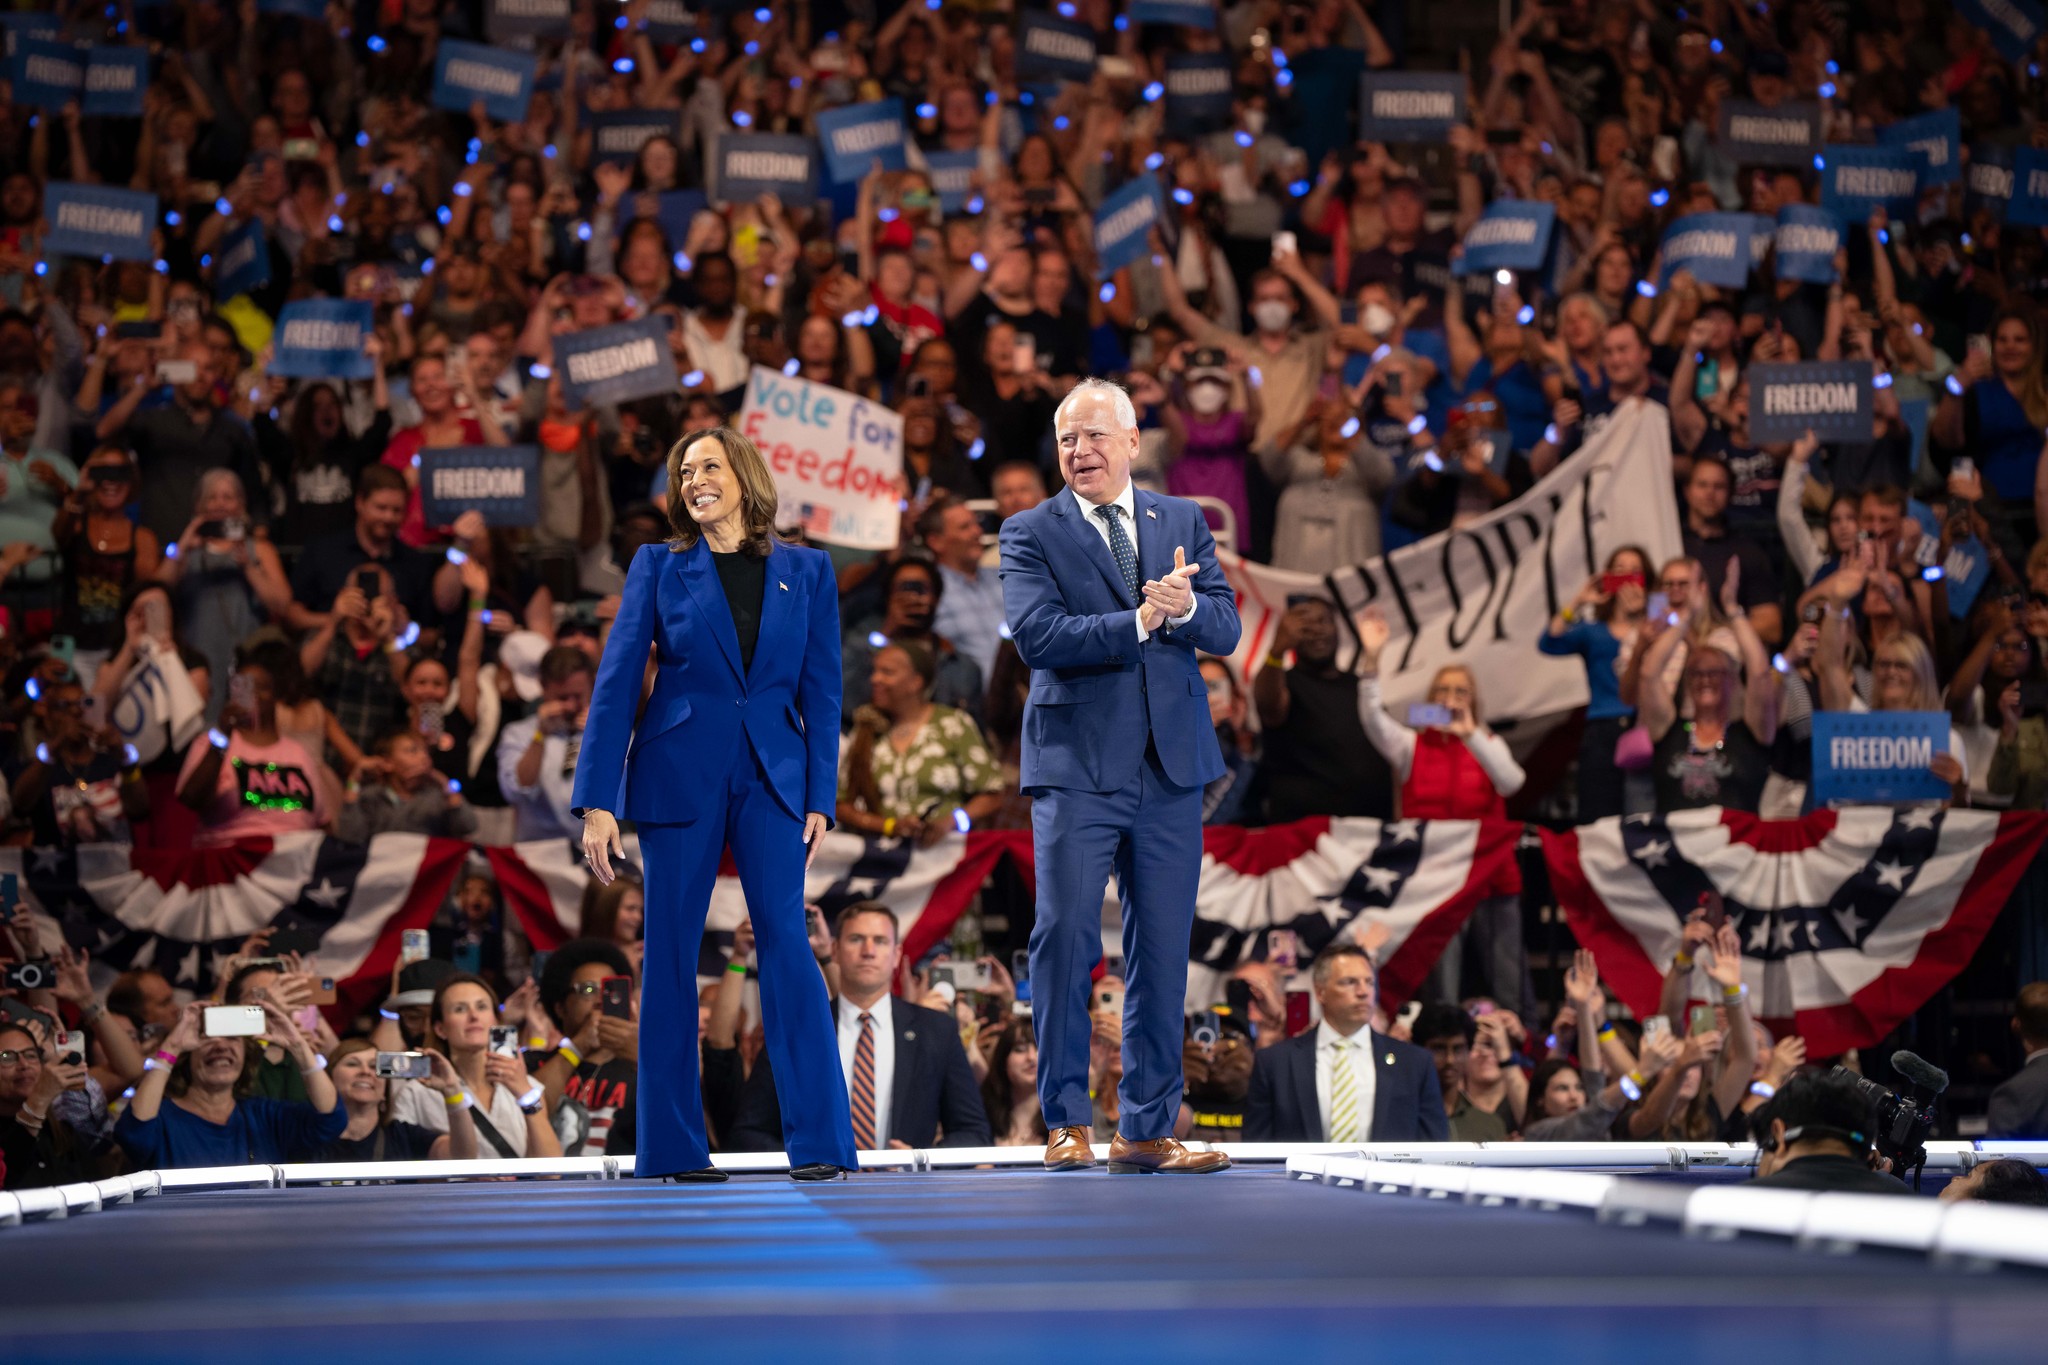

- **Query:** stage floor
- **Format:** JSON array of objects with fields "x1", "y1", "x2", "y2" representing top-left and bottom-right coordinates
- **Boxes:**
[{"x1": 2, "y1": 1167, "x2": 2044, "y2": 1363}]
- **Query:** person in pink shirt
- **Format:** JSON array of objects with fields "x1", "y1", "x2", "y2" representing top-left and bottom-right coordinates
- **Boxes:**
[
  {"x1": 175, "y1": 656, "x2": 332, "y2": 846},
  {"x1": 380, "y1": 352, "x2": 509, "y2": 548}
]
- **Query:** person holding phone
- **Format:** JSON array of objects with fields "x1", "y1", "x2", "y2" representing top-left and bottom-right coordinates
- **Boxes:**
[
  {"x1": 175, "y1": 657, "x2": 333, "y2": 845},
  {"x1": 1353, "y1": 609, "x2": 1529, "y2": 1014},
  {"x1": 387, "y1": 974, "x2": 562, "y2": 1160},
  {"x1": 531, "y1": 940, "x2": 642, "y2": 1158},
  {"x1": 1541, "y1": 546, "x2": 1652, "y2": 820},
  {"x1": 574, "y1": 427, "x2": 856, "y2": 1183},
  {"x1": 158, "y1": 469, "x2": 291, "y2": 718}
]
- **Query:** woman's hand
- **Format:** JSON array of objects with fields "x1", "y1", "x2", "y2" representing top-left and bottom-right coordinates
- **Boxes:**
[
  {"x1": 1930, "y1": 751, "x2": 1965, "y2": 784},
  {"x1": 583, "y1": 809, "x2": 625, "y2": 884},
  {"x1": 1353, "y1": 607, "x2": 1390, "y2": 664},
  {"x1": 1562, "y1": 947, "x2": 1600, "y2": 1008},
  {"x1": 732, "y1": 917, "x2": 758, "y2": 964},
  {"x1": 256, "y1": 998, "x2": 314, "y2": 1063},
  {"x1": 1762, "y1": 1034, "x2": 1807, "y2": 1086},
  {"x1": 501, "y1": 977, "x2": 541, "y2": 1030},
  {"x1": 1636, "y1": 1029, "x2": 1684, "y2": 1080},
  {"x1": 52, "y1": 944, "x2": 94, "y2": 1005},
  {"x1": 2001, "y1": 682, "x2": 2022, "y2": 741},
  {"x1": 420, "y1": 1047, "x2": 464, "y2": 1097},
  {"x1": 1701, "y1": 922, "x2": 1745, "y2": 991},
  {"x1": 482, "y1": 1052, "x2": 535, "y2": 1099},
  {"x1": 1678, "y1": 1028, "x2": 1724, "y2": 1070},
  {"x1": 163, "y1": 1001, "x2": 206, "y2": 1056},
  {"x1": 803, "y1": 812, "x2": 829, "y2": 869},
  {"x1": 1446, "y1": 702, "x2": 1477, "y2": 739}
]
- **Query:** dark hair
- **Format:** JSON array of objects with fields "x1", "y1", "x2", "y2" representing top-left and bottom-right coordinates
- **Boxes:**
[
  {"x1": 2017, "y1": 981, "x2": 2048, "y2": 1046},
  {"x1": 238, "y1": 636, "x2": 315, "y2": 706},
  {"x1": 662, "y1": 427, "x2": 781, "y2": 557},
  {"x1": 428, "y1": 971, "x2": 501, "y2": 1048},
  {"x1": 358, "y1": 463, "x2": 408, "y2": 500},
  {"x1": 1606, "y1": 318, "x2": 1651, "y2": 350},
  {"x1": 880, "y1": 555, "x2": 945, "y2": 611},
  {"x1": 834, "y1": 900, "x2": 900, "y2": 941},
  {"x1": 580, "y1": 880, "x2": 644, "y2": 949},
  {"x1": 106, "y1": 969, "x2": 169, "y2": 1028},
  {"x1": 915, "y1": 493, "x2": 969, "y2": 545},
  {"x1": 843, "y1": 640, "x2": 937, "y2": 814},
  {"x1": 1410, "y1": 1003, "x2": 1476, "y2": 1049},
  {"x1": 979, "y1": 1017, "x2": 1045, "y2": 1141},
  {"x1": 538, "y1": 937, "x2": 634, "y2": 1018},
  {"x1": 1525, "y1": 1059, "x2": 1583, "y2": 1124},
  {"x1": 983, "y1": 638, "x2": 1030, "y2": 754},
  {"x1": 1754, "y1": 1068, "x2": 1874, "y2": 1154},
  {"x1": 1966, "y1": 1158, "x2": 2048, "y2": 1206},
  {"x1": 538, "y1": 644, "x2": 594, "y2": 687},
  {"x1": 1309, "y1": 943, "x2": 1374, "y2": 989},
  {"x1": 225, "y1": 960, "x2": 282, "y2": 1005}
]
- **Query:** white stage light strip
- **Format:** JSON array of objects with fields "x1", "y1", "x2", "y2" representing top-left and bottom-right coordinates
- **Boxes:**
[{"x1": 154, "y1": 1164, "x2": 285, "y2": 1191}]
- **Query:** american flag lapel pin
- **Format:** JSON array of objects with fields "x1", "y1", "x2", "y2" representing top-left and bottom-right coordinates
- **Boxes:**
[{"x1": 1145, "y1": 508, "x2": 1157, "y2": 519}]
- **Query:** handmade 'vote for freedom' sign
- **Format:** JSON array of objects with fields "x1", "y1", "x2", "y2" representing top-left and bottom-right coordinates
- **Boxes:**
[
  {"x1": 431, "y1": 41, "x2": 535, "y2": 124},
  {"x1": 271, "y1": 299, "x2": 375, "y2": 379},
  {"x1": 588, "y1": 109, "x2": 680, "y2": 164},
  {"x1": 554, "y1": 317, "x2": 676, "y2": 408},
  {"x1": 1774, "y1": 204, "x2": 1842, "y2": 284},
  {"x1": 1811, "y1": 710, "x2": 1954, "y2": 806},
  {"x1": 1818, "y1": 145, "x2": 1921, "y2": 221},
  {"x1": 712, "y1": 132, "x2": 818, "y2": 205},
  {"x1": 1093, "y1": 175, "x2": 1166, "y2": 279},
  {"x1": 1015, "y1": 11, "x2": 1098, "y2": 84},
  {"x1": 1879, "y1": 106, "x2": 1961, "y2": 187},
  {"x1": 1454, "y1": 200, "x2": 1555, "y2": 276},
  {"x1": 1747, "y1": 360, "x2": 1874, "y2": 443},
  {"x1": 739, "y1": 367, "x2": 903, "y2": 551},
  {"x1": 1660, "y1": 213, "x2": 1753, "y2": 289},
  {"x1": 43, "y1": 184, "x2": 157, "y2": 262},
  {"x1": 815, "y1": 99, "x2": 908, "y2": 183},
  {"x1": 420, "y1": 446, "x2": 542, "y2": 528},
  {"x1": 1715, "y1": 99, "x2": 1822, "y2": 168},
  {"x1": 1356, "y1": 72, "x2": 1465, "y2": 143}
]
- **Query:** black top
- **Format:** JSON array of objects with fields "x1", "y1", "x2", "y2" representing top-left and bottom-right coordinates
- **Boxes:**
[
  {"x1": 1749, "y1": 1153, "x2": 1910, "y2": 1196},
  {"x1": 1652, "y1": 719, "x2": 1771, "y2": 814},
  {"x1": 712, "y1": 549, "x2": 766, "y2": 673},
  {"x1": 1262, "y1": 665, "x2": 1395, "y2": 823},
  {"x1": 310, "y1": 1119, "x2": 441, "y2": 1163}
]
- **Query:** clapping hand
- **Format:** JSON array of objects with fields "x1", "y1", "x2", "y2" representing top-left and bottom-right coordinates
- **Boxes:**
[{"x1": 1139, "y1": 546, "x2": 1201, "y2": 632}]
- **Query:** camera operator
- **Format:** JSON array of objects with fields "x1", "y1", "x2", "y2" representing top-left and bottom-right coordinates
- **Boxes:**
[{"x1": 1749, "y1": 1069, "x2": 1909, "y2": 1195}]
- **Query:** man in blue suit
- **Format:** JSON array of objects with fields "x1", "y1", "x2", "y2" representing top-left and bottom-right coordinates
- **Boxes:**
[
  {"x1": 1244, "y1": 946, "x2": 1448, "y2": 1144},
  {"x1": 998, "y1": 378, "x2": 1242, "y2": 1175}
]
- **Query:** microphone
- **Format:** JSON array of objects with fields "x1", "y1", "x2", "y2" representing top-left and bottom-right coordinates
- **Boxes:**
[{"x1": 1891, "y1": 1049, "x2": 1949, "y2": 1095}]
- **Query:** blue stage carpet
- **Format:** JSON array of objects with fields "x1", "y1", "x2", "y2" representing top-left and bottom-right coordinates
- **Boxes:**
[{"x1": 0, "y1": 1167, "x2": 2042, "y2": 1363}]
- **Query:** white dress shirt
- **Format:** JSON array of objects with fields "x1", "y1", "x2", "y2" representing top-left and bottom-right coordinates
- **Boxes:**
[
  {"x1": 836, "y1": 993, "x2": 895, "y2": 1148},
  {"x1": 1076, "y1": 479, "x2": 1197, "y2": 642},
  {"x1": 1313, "y1": 1018, "x2": 1378, "y2": 1143},
  {"x1": 495, "y1": 714, "x2": 582, "y2": 842}
]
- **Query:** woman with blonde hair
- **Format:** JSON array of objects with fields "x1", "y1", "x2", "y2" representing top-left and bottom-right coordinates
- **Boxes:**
[
  {"x1": 572, "y1": 427, "x2": 857, "y2": 1183},
  {"x1": 1635, "y1": 565, "x2": 1780, "y2": 814}
]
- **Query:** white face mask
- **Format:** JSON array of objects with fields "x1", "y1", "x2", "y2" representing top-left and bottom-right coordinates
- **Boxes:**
[
  {"x1": 1362, "y1": 302, "x2": 1397, "y2": 338},
  {"x1": 1242, "y1": 109, "x2": 1266, "y2": 136},
  {"x1": 1187, "y1": 380, "x2": 1229, "y2": 415},
  {"x1": 1251, "y1": 300, "x2": 1293, "y2": 334}
]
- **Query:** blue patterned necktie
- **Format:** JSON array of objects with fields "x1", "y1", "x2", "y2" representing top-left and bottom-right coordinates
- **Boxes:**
[{"x1": 1095, "y1": 503, "x2": 1140, "y2": 600}]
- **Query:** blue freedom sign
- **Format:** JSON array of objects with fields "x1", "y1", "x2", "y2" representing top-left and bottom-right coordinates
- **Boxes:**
[
  {"x1": 1660, "y1": 213, "x2": 1753, "y2": 289},
  {"x1": 1942, "y1": 534, "x2": 1993, "y2": 619},
  {"x1": 431, "y1": 41, "x2": 536, "y2": 124},
  {"x1": 587, "y1": 109, "x2": 679, "y2": 164},
  {"x1": 82, "y1": 46, "x2": 148, "y2": 117},
  {"x1": 1811, "y1": 710, "x2": 1955, "y2": 806},
  {"x1": 1879, "y1": 107, "x2": 1961, "y2": 187},
  {"x1": 1129, "y1": 0, "x2": 1216, "y2": 27},
  {"x1": 1818, "y1": 145, "x2": 1922, "y2": 222},
  {"x1": 1453, "y1": 200, "x2": 1555, "y2": 276},
  {"x1": 420, "y1": 446, "x2": 542, "y2": 529},
  {"x1": 1715, "y1": 99, "x2": 1822, "y2": 168},
  {"x1": 1163, "y1": 52, "x2": 1234, "y2": 135},
  {"x1": 12, "y1": 38, "x2": 84, "y2": 110},
  {"x1": 213, "y1": 219, "x2": 271, "y2": 299},
  {"x1": 639, "y1": 190, "x2": 707, "y2": 250},
  {"x1": 712, "y1": 132, "x2": 817, "y2": 205},
  {"x1": 1093, "y1": 175, "x2": 1166, "y2": 279},
  {"x1": 271, "y1": 299, "x2": 376, "y2": 380},
  {"x1": 486, "y1": 0, "x2": 574, "y2": 41},
  {"x1": 43, "y1": 184, "x2": 157, "y2": 262},
  {"x1": 1748, "y1": 361, "x2": 1874, "y2": 443},
  {"x1": 1357, "y1": 72, "x2": 1465, "y2": 143},
  {"x1": 815, "y1": 99, "x2": 908, "y2": 183},
  {"x1": 1956, "y1": 0, "x2": 2044, "y2": 62},
  {"x1": 2006, "y1": 147, "x2": 2048, "y2": 228},
  {"x1": 554, "y1": 316, "x2": 677, "y2": 408},
  {"x1": 1015, "y1": 11, "x2": 1098, "y2": 84},
  {"x1": 925, "y1": 150, "x2": 981, "y2": 215},
  {"x1": 1774, "y1": 204, "x2": 1842, "y2": 284},
  {"x1": 1968, "y1": 144, "x2": 2017, "y2": 220},
  {"x1": 643, "y1": 0, "x2": 696, "y2": 43},
  {"x1": 0, "y1": 12, "x2": 59, "y2": 56},
  {"x1": 256, "y1": 0, "x2": 328, "y2": 15}
]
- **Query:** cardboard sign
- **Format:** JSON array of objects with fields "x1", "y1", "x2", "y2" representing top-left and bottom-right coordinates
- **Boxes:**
[
  {"x1": 1454, "y1": 200, "x2": 1555, "y2": 277},
  {"x1": 82, "y1": 46, "x2": 149, "y2": 118},
  {"x1": 1811, "y1": 711, "x2": 1955, "y2": 806},
  {"x1": 1093, "y1": 175, "x2": 1167, "y2": 279},
  {"x1": 1715, "y1": 99, "x2": 1822, "y2": 168},
  {"x1": 1818, "y1": 145, "x2": 1921, "y2": 222},
  {"x1": 1956, "y1": 0, "x2": 2045, "y2": 62},
  {"x1": 1774, "y1": 204, "x2": 1842, "y2": 285},
  {"x1": 1163, "y1": 52, "x2": 1234, "y2": 135},
  {"x1": 213, "y1": 219, "x2": 271, "y2": 300},
  {"x1": 1660, "y1": 213, "x2": 1754, "y2": 289},
  {"x1": 588, "y1": 109, "x2": 680, "y2": 165},
  {"x1": 712, "y1": 132, "x2": 818, "y2": 206},
  {"x1": 43, "y1": 183, "x2": 157, "y2": 263},
  {"x1": 419, "y1": 446, "x2": 542, "y2": 528},
  {"x1": 431, "y1": 41, "x2": 536, "y2": 124},
  {"x1": 1015, "y1": 11, "x2": 1098, "y2": 84},
  {"x1": 739, "y1": 367, "x2": 903, "y2": 550},
  {"x1": 2006, "y1": 147, "x2": 2048, "y2": 228},
  {"x1": 1128, "y1": 0, "x2": 1216, "y2": 27},
  {"x1": 1356, "y1": 72, "x2": 1466, "y2": 143},
  {"x1": 815, "y1": 98, "x2": 908, "y2": 183},
  {"x1": 1879, "y1": 106, "x2": 1961, "y2": 187},
  {"x1": 270, "y1": 299, "x2": 376, "y2": 380},
  {"x1": 1968, "y1": 144, "x2": 2016, "y2": 221},
  {"x1": 12, "y1": 37, "x2": 84, "y2": 110},
  {"x1": 1747, "y1": 361, "x2": 1874, "y2": 443},
  {"x1": 486, "y1": 0, "x2": 574, "y2": 41},
  {"x1": 554, "y1": 317, "x2": 677, "y2": 408},
  {"x1": 925, "y1": 150, "x2": 981, "y2": 215}
]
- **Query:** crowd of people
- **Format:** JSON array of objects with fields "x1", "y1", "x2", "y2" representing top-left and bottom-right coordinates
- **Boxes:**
[{"x1": 1, "y1": 0, "x2": 2047, "y2": 1193}]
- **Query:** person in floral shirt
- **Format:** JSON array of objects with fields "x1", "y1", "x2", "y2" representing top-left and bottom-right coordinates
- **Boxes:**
[{"x1": 836, "y1": 642, "x2": 1002, "y2": 844}]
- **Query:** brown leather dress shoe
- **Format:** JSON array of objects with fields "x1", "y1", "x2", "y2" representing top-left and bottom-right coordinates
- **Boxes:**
[
  {"x1": 1106, "y1": 1134, "x2": 1231, "y2": 1175},
  {"x1": 1045, "y1": 1125, "x2": 1096, "y2": 1170}
]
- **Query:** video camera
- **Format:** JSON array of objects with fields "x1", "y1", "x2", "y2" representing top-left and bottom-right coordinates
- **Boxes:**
[{"x1": 1829, "y1": 1050, "x2": 1947, "y2": 1190}]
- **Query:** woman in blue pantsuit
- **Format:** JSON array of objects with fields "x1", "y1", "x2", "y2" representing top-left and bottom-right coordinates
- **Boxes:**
[{"x1": 574, "y1": 427, "x2": 856, "y2": 1182}]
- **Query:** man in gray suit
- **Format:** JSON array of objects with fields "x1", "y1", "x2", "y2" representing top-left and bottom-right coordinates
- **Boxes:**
[{"x1": 1987, "y1": 982, "x2": 2048, "y2": 1139}]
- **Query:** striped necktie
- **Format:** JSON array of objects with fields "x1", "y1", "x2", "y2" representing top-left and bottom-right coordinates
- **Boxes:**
[
  {"x1": 1329, "y1": 1039, "x2": 1363, "y2": 1143},
  {"x1": 1095, "y1": 503, "x2": 1141, "y2": 600},
  {"x1": 850, "y1": 1012, "x2": 877, "y2": 1150}
]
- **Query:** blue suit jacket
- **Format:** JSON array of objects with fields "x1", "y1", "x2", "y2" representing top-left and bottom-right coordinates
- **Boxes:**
[
  {"x1": 1243, "y1": 1028, "x2": 1449, "y2": 1143},
  {"x1": 997, "y1": 485, "x2": 1241, "y2": 793},
  {"x1": 570, "y1": 538, "x2": 841, "y2": 826}
]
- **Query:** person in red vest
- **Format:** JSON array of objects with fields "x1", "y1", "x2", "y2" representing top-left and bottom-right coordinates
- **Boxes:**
[{"x1": 1353, "y1": 609, "x2": 1530, "y2": 1024}]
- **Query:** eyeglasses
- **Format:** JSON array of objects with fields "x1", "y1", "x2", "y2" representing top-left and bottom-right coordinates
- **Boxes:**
[
  {"x1": 567, "y1": 981, "x2": 603, "y2": 997},
  {"x1": 0, "y1": 1049, "x2": 36, "y2": 1066},
  {"x1": 891, "y1": 580, "x2": 934, "y2": 596}
]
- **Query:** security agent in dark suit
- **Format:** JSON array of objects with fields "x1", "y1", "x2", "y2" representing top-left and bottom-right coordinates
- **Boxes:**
[
  {"x1": 730, "y1": 902, "x2": 991, "y2": 1152},
  {"x1": 1244, "y1": 945, "x2": 1448, "y2": 1144},
  {"x1": 1987, "y1": 981, "x2": 2048, "y2": 1139}
]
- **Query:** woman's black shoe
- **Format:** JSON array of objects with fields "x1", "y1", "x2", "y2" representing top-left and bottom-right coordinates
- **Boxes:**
[
  {"x1": 659, "y1": 1167, "x2": 730, "y2": 1183},
  {"x1": 788, "y1": 1163, "x2": 850, "y2": 1182}
]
